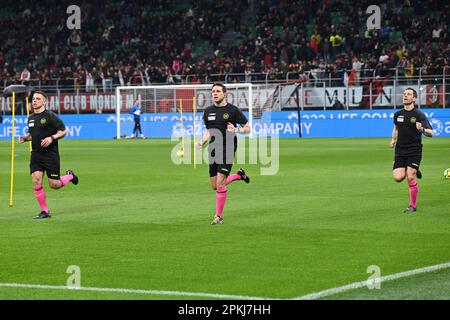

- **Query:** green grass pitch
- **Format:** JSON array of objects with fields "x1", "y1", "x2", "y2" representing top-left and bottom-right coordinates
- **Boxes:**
[{"x1": 0, "y1": 137, "x2": 449, "y2": 300}]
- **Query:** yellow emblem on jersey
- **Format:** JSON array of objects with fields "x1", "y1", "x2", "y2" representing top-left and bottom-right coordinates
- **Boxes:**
[
  {"x1": 40, "y1": 118, "x2": 47, "y2": 124},
  {"x1": 223, "y1": 113, "x2": 230, "y2": 120}
]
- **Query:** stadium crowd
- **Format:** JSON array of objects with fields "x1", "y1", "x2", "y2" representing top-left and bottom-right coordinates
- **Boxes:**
[{"x1": 0, "y1": 0, "x2": 449, "y2": 90}]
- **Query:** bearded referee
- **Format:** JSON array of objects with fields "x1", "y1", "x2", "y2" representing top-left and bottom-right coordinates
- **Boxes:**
[
  {"x1": 196, "y1": 83, "x2": 251, "y2": 225},
  {"x1": 19, "y1": 91, "x2": 79, "y2": 219},
  {"x1": 390, "y1": 88, "x2": 432, "y2": 213}
]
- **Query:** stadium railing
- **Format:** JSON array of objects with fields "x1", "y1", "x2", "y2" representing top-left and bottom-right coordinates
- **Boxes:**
[
  {"x1": 3, "y1": 67, "x2": 448, "y2": 91},
  {"x1": 1, "y1": 67, "x2": 449, "y2": 114}
]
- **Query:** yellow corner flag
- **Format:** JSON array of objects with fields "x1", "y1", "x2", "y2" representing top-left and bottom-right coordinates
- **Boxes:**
[{"x1": 9, "y1": 92, "x2": 16, "y2": 207}]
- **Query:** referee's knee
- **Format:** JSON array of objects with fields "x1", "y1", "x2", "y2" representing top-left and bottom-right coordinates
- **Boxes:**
[
  {"x1": 393, "y1": 174, "x2": 405, "y2": 183},
  {"x1": 48, "y1": 180, "x2": 62, "y2": 189},
  {"x1": 32, "y1": 178, "x2": 43, "y2": 188}
]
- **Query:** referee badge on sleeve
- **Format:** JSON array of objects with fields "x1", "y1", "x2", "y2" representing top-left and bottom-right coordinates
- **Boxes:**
[{"x1": 397, "y1": 116, "x2": 404, "y2": 123}]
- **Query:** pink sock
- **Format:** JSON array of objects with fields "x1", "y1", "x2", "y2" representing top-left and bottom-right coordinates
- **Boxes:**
[
  {"x1": 60, "y1": 173, "x2": 73, "y2": 187},
  {"x1": 408, "y1": 180, "x2": 418, "y2": 208},
  {"x1": 34, "y1": 186, "x2": 49, "y2": 213},
  {"x1": 216, "y1": 186, "x2": 228, "y2": 218},
  {"x1": 226, "y1": 173, "x2": 241, "y2": 185}
]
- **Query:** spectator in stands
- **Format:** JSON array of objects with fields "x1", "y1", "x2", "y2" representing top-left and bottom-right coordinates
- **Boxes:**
[
  {"x1": 20, "y1": 67, "x2": 31, "y2": 85},
  {"x1": 0, "y1": 0, "x2": 449, "y2": 91},
  {"x1": 352, "y1": 57, "x2": 363, "y2": 86},
  {"x1": 85, "y1": 69, "x2": 94, "y2": 92},
  {"x1": 330, "y1": 30, "x2": 343, "y2": 60}
]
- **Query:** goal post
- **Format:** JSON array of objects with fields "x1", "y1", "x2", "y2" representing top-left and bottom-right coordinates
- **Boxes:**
[{"x1": 115, "y1": 83, "x2": 253, "y2": 139}]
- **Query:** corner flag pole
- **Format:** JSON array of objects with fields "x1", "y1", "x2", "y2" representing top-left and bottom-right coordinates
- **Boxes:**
[
  {"x1": 9, "y1": 92, "x2": 16, "y2": 207},
  {"x1": 295, "y1": 83, "x2": 302, "y2": 138},
  {"x1": 179, "y1": 98, "x2": 184, "y2": 153},
  {"x1": 193, "y1": 96, "x2": 196, "y2": 169},
  {"x1": 25, "y1": 96, "x2": 31, "y2": 152}
]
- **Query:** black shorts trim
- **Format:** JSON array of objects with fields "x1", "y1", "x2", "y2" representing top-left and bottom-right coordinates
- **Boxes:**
[
  {"x1": 393, "y1": 153, "x2": 422, "y2": 170},
  {"x1": 207, "y1": 145, "x2": 236, "y2": 177},
  {"x1": 30, "y1": 152, "x2": 61, "y2": 179},
  {"x1": 209, "y1": 163, "x2": 233, "y2": 177}
]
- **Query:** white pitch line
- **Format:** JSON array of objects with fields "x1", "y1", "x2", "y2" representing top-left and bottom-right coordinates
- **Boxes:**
[
  {"x1": 2, "y1": 261, "x2": 450, "y2": 300},
  {"x1": 0, "y1": 283, "x2": 272, "y2": 300},
  {"x1": 294, "y1": 261, "x2": 450, "y2": 300}
]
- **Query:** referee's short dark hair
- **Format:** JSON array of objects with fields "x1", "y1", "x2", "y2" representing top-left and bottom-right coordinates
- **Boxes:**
[
  {"x1": 32, "y1": 90, "x2": 47, "y2": 100},
  {"x1": 405, "y1": 87, "x2": 417, "y2": 98},
  {"x1": 212, "y1": 82, "x2": 227, "y2": 93}
]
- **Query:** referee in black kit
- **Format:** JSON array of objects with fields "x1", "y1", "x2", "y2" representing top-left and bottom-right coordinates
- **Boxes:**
[
  {"x1": 195, "y1": 83, "x2": 251, "y2": 225},
  {"x1": 390, "y1": 88, "x2": 433, "y2": 213},
  {"x1": 19, "y1": 90, "x2": 79, "y2": 219}
]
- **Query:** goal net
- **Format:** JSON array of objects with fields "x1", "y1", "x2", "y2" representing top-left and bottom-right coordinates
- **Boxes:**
[{"x1": 115, "y1": 83, "x2": 254, "y2": 139}]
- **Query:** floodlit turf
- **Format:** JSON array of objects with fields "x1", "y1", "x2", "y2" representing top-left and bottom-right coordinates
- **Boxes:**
[{"x1": 0, "y1": 137, "x2": 449, "y2": 300}]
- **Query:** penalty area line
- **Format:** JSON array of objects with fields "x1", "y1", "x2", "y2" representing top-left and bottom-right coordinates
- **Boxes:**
[
  {"x1": 0, "y1": 283, "x2": 273, "y2": 300},
  {"x1": 293, "y1": 261, "x2": 450, "y2": 300}
]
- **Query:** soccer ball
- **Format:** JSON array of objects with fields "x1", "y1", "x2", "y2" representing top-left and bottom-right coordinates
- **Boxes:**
[
  {"x1": 176, "y1": 149, "x2": 184, "y2": 158},
  {"x1": 444, "y1": 168, "x2": 450, "y2": 179}
]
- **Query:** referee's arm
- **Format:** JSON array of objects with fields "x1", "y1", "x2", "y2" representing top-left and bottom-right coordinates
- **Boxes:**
[
  {"x1": 416, "y1": 122, "x2": 433, "y2": 137},
  {"x1": 227, "y1": 122, "x2": 251, "y2": 134},
  {"x1": 52, "y1": 128, "x2": 68, "y2": 140},
  {"x1": 390, "y1": 125, "x2": 398, "y2": 148},
  {"x1": 238, "y1": 122, "x2": 251, "y2": 134},
  {"x1": 41, "y1": 128, "x2": 68, "y2": 148},
  {"x1": 19, "y1": 133, "x2": 31, "y2": 143},
  {"x1": 197, "y1": 129, "x2": 210, "y2": 148}
]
